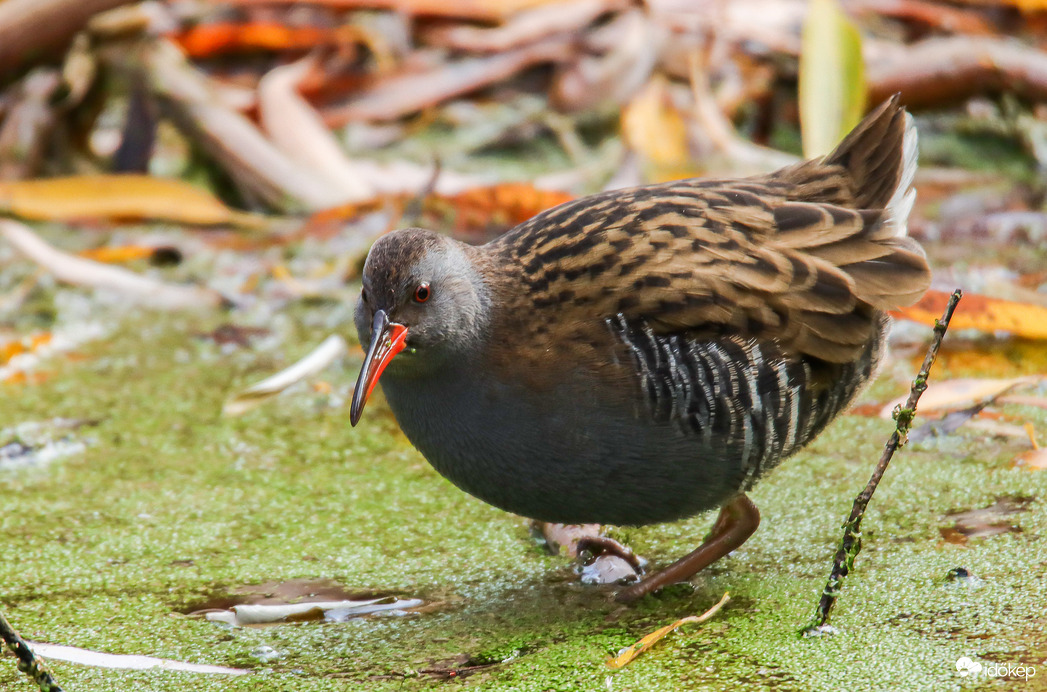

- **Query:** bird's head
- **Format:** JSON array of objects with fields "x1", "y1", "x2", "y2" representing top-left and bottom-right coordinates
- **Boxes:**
[{"x1": 351, "y1": 228, "x2": 489, "y2": 425}]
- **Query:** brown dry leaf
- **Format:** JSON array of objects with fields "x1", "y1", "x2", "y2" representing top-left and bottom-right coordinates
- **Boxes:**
[
  {"x1": 880, "y1": 376, "x2": 1042, "y2": 418},
  {"x1": 0, "y1": 175, "x2": 263, "y2": 228},
  {"x1": 325, "y1": 36, "x2": 572, "y2": 124},
  {"x1": 891, "y1": 288, "x2": 1047, "y2": 340},
  {"x1": 621, "y1": 75, "x2": 697, "y2": 183},
  {"x1": 940, "y1": 496, "x2": 1032, "y2": 545},
  {"x1": 606, "y1": 592, "x2": 730, "y2": 669}
]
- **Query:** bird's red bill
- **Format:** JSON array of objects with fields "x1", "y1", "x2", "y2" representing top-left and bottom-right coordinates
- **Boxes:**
[
  {"x1": 364, "y1": 323, "x2": 408, "y2": 401},
  {"x1": 351, "y1": 311, "x2": 408, "y2": 426}
]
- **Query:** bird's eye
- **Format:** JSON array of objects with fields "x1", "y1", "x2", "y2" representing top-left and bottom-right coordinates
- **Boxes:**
[{"x1": 414, "y1": 283, "x2": 431, "y2": 303}]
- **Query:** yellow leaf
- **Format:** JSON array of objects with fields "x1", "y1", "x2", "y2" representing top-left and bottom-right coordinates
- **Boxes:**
[
  {"x1": 621, "y1": 75, "x2": 698, "y2": 183},
  {"x1": 0, "y1": 175, "x2": 264, "y2": 228},
  {"x1": 799, "y1": 0, "x2": 866, "y2": 158},
  {"x1": 606, "y1": 592, "x2": 729, "y2": 669},
  {"x1": 892, "y1": 289, "x2": 1047, "y2": 340},
  {"x1": 78, "y1": 245, "x2": 157, "y2": 263}
]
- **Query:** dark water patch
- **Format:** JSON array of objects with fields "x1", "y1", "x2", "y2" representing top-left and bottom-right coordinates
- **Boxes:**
[{"x1": 940, "y1": 495, "x2": 1034, "y2": 544}]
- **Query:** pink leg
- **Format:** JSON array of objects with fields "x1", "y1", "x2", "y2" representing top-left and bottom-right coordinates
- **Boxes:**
[{"x1": 615, "y1": 495, "x2": 760, "y2": 603}]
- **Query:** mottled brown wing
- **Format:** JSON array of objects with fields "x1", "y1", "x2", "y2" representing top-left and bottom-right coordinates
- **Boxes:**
[{"x1": 495, "y1": 96, "x2": 931, "y2": 363}]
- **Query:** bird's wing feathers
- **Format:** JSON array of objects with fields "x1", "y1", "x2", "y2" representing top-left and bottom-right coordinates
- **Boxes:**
[{"x1": 496, "y1": 97, "x2": 930, "y2": 364}]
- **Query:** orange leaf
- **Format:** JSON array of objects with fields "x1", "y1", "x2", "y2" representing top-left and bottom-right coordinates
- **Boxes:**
[
  {"x1": 1, "y1": 333, "x2": 52, "y2": 366},
  {"x1": 0, "y1": 176, "x2": 264, "y2": 228},
  {"x1": 172, "y1": 22, "x2": 367, "y2": 58},
  {"x1": 606, "y1": 592, "x2": 730, "y2": 669},
  {"x1": 306, "y1": 199, "x2": 389, "y2": 226},
  {"x1": 431, "y1": 184, "x2": 574, "y2": 230},
  {"x1": 891, "y1": 289, "x2": 1047, "y2": 340},
  {"x1": 79, "y1": 246, "x2": 157, "y2": 263}
]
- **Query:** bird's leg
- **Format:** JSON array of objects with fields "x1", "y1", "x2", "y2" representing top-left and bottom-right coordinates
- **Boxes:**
[{"x1": 615, "y1": 495, "x2": 760, "y2": 603}]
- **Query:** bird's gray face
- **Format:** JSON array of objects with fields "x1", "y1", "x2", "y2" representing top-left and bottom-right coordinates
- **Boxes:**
[{"x1": 351, "y1": 228, "x2": 488, "y2": 426}]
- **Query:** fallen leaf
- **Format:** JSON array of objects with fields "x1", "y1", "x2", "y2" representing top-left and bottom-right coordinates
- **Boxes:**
[
  {"x1": 78, "y1": 245, "x2": 160, "y2": 263},
  {"x1": 998, "y1": 394, "x2": 1047, "y2": 410},
  {"x1": 799, "y1": 0, "x2": 866, "y2": 158},
  {"x1": 422, "y1": 0, "x2": 621, "y2": 52},
  {"x1": 223, "y1": 334, "x2": 348, "y2": 416},
  {"x1": 965, "y1": 419, "x2": 1035, "y2": 439},
  {"x1": 0, "y1": 332, "x2": 51, "y2": 366},
  {"x1": 324, "y1": 36, "x2": 572, "y2": 124},
  {"x1": 427, "y1": 184, "x2": 574, "y2": 236},
  {"x1": 0, "y1": 175, "x2": 264, "y2": 228},
  {"x1": 30, "y1": 642, "x2": 248, "y2": 675},
  {"x1": 880, "y1": 376, "x2": 1042, "y2": 418},
  {"x1": 220, "y1": 0, "x2": 568, "y2": 22},
  {"x1": 172, "y1": 22, "x2": 366, "y2": 58},
  {"x1": 258, "y1": 57, "x2": 373, "y2": 203},
  {"x1": 606, "y1": 592, "x2": 730, "y2": 669},
  {"x1": 144, "y1": 39, "x2": 352, "y2": 212},
  {"x1": 621, "y1": 75, "x2": 697, "y2": 183},
  {"x1": 940, "y1": 496, "x2": 1032, "y2": 545},
  {"x1": 891, "y1": 289, "x2": 1047, "y2": 340},
  {"x1": 0, "y1": 219, "x2": 225, "y2": 310},
  {"x1": 908, "y1": 404, "x2": 987, "y2": 444},
  {"x1": 203, "y1": 596, "x2": 423, "y2": 626}
]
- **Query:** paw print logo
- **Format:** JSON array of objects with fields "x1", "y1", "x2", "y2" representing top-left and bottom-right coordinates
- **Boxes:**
[{"x1": 956, "y1": 656, "x2": 983, "y2": 677}]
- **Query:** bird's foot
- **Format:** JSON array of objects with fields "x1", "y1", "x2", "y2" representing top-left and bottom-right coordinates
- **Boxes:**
[
  {"x1": 575, "y1": 535, "x2": 647, "y2": 585},
  {"x1": 615, "y1": 494, "x2": 761, "y2": 604},
  {"x1": 530, "y1": 522, "x2": 646, "y2": 585}
]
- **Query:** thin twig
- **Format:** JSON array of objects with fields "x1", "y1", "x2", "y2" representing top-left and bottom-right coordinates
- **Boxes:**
[
  {"x1": 802, "y1": 288, "x2": 963, "y2": 635},
  {"x1": 0, "y1": 611, "x2": 63, "y2": 692}
]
